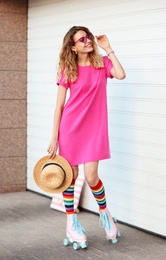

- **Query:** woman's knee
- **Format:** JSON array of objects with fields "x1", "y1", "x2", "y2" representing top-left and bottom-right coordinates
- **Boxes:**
[
  {"x1": 86, "y1": 175, "x2": 99, "y2": 187},
  {"x1": 72, "y1": 165, "x2": 79, "y2": 179},
  {"x1": 84, "y1": 162, "x2": 99, "y2": 187}
]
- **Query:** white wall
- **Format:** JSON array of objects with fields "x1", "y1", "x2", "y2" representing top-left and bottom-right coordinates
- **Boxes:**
[{"x1": 27, "y1": 0, "x2": 166, "y2": 236}]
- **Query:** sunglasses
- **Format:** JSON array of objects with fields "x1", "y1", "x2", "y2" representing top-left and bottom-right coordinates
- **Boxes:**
[{"x1": 74, "y1": 34, "x2": 93, "y2": 44}]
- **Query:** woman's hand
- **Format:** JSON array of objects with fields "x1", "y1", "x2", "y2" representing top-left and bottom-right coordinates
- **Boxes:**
[
  {"x1": 95, "y1": 35, "x2": 112, "y2": 53},
  {"x1": 47, "y1": 138, "x2": 58, "y2": 159},
  {"x1": 96, "y1": 34, "x2": 126, "y2": 80}
]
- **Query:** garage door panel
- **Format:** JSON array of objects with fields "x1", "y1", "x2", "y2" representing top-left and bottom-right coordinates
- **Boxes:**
[
  {"x1": 108, "y1": 98, "x2": 165, "y2": 114},
  {"x1": 107, "y1": 84, "x2": 166, "y2": 99},
  {"x1": 110, "y1": 125, "x2": 166, "y2": 145},
  {"x1": 28, "y1": 0, "x2": 166, "y2": 236},
  {"x1": 111, "y1": 138, "x2": 165, "y2": 161}
]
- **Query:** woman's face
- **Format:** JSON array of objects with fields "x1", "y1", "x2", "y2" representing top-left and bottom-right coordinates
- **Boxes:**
[{"x1": 72, "y1": 30, "x2": 94, "y2": 54}]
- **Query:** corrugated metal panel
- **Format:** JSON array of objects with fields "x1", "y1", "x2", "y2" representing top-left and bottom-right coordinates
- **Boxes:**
[{"x1": 27, "y1": 0, "x2": 166, "y2": 236}]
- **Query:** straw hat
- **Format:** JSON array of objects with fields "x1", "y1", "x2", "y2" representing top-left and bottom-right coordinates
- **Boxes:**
[{"x1": 33, "y1": 155, "x2": 73, "y2": 194}]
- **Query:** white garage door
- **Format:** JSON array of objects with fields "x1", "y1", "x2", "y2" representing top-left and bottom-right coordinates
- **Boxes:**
[{"x1": 27, "y1": 0, "x2": 166, "y2": 236}]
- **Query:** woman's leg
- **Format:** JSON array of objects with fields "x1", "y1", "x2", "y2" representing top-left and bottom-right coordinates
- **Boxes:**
[
  {"x1": 62, "y1": 166, "x2": 78, "y2": 214},
  {"x1": 84, "y1": 161, "x2": 107, "y2": 210},
  {"x1": 62, "y1": 166, "x2": 87, "y2": 248},
  {"x1": 84, "y1": 161, "x2": 119, "y2": 243}
]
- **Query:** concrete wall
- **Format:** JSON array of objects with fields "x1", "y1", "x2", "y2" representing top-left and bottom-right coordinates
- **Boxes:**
[{"x1": 0, "y1": 0, "x2": 27, "y2": 193}]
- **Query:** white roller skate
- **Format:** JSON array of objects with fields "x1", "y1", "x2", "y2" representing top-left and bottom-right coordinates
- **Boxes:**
[
  {"x1": 63, "y1": 214, "x2": 88, "y2": 250},
  {"x1": 99, "y1": 208, "x2": 121, "y2": 244}
]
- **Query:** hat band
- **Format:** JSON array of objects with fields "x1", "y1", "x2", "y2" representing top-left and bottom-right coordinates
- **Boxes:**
[{"x1": 42, "y1": 162, "x2": 66, "y2": 186}]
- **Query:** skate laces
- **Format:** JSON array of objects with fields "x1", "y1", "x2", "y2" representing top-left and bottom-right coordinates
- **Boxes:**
[
  {"x1": 72, "y1": 215, "x2": 85, "y2": 235},
  {"x1": 99, "y1": 212, "x2": 111, "y2": 232}
]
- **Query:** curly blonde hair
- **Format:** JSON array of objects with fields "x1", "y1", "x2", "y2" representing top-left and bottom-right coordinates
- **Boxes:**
[{"x1": 57, "y1": 26, "x2": 104, "y2": 83}]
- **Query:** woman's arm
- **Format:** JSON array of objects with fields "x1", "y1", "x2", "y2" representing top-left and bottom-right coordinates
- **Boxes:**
[
  {"x1": 96, "y1": 35, "x2": 126, "y2": 80},
  {"x1": 47, "y1": 85, "x2": 67, "y2": 158}
]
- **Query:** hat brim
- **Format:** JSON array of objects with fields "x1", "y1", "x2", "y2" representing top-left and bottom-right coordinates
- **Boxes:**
[{"x1": 33, "y1": 155, "x2": 73, "y2": 194}]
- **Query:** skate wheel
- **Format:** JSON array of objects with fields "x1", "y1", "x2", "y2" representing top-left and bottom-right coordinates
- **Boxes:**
[
  {"x1": 73, "y1": 242, "x2": 80, "y2": 250},
  {"x1": 63, "y1": 238, "x2": 69, "y2": 246},
  {"x1": 111, "y1": 237, "x2": 118, "y2": 244},
  {"x1": 106, "y1": 235, "x2": 118, "y2": 244}
]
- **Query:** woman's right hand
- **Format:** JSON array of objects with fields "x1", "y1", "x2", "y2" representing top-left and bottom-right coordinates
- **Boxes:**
[{"x1": 47, "y1": 138, "x2": 58, "y2": 159}]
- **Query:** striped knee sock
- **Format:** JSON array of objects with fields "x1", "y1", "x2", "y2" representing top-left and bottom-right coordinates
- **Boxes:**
[
  {"x1": 62, "y1": 179, "x2": 75, "y2": 214},
  {"x1": 89, "y1": 179, "x2": 107, "y2": 210}
]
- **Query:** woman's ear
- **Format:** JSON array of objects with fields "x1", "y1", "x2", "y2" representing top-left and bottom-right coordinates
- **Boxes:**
[
  {"x1": 71, "y1": 46, "x2": 76, "y2": 52},
  {"x1": 71, "y1": 46, "x2": 77, "y2": 55}
]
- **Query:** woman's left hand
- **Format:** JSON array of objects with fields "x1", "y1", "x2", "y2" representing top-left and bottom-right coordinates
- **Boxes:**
[{"x1": 95, "y1": 35, "x2": 112, "y2": 52}]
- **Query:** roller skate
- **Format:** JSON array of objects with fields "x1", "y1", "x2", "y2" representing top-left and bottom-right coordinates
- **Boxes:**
[
  {"x1": 99, "y1": 208, "x2": 121, "y2": 244},
  {"x1": 63, "y1": 214, "x2": 88, "y2": 250}
]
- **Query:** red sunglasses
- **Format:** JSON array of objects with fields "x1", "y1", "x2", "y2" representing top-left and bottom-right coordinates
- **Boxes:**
[{"x1": 74, "y1": 34, "x2": 93, "y2": 44}]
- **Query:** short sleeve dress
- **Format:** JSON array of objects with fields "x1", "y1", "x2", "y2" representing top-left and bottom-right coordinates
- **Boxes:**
[{"x1": 57, "y1": 56, "x2": 113, "y2": 166}]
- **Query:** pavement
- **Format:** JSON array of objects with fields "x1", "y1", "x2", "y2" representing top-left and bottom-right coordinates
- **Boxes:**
[{"x1": 0, "y1": 191, "x2": 165, "y2": 260}]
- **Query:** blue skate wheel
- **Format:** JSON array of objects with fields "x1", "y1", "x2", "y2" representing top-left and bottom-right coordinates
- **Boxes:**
[
  {"x1": 106, "y1": 235, "x2": 118, "y2": 244},
  {"x1": 63, "y1": 238, "x2": 69, "y2": 246},
  {"x1": 73, "y1": 242, "x2": 80, "y2": 250},
  {"x1": 111, "y1": 237, "x2": 118, "y2": 244}
]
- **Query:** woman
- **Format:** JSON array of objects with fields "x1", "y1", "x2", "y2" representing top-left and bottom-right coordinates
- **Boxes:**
[{"x1": 48, "y1": 26, "x2": 126, "y2": 249}]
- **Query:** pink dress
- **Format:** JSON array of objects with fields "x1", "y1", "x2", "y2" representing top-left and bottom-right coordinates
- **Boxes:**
[{"x1": 57, "y1": 56, "x2": 113, "y2": 166}]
